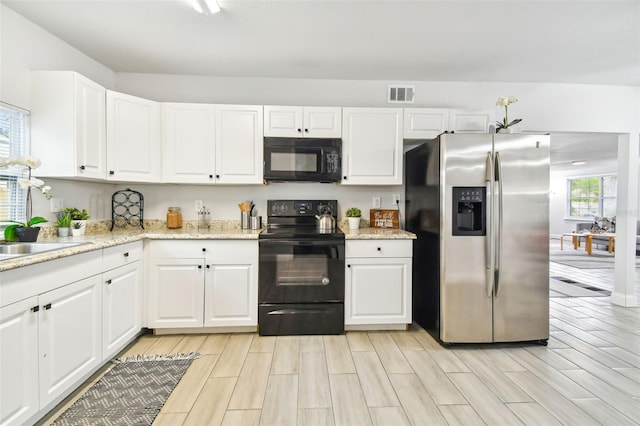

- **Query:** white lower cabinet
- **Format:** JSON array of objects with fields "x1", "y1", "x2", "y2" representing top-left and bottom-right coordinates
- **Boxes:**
[
  {"x1": 39, "y1": 276, "x2": 102, "y2": 407},
  {"x1": 0, "y1": 297, "x2": 39, "y2": 426},
  {"x1": 148, "y1": 258, "x2": 205, "y2": 328},
  {"x1": 148, "y1": 240, "x2": 258, "y2": 329},
  {"x1": 0, "y1": 243, "x2": 146, "y2": 425},
  {"x1": 204, "y1": 261, "x2": 255, "y2": 327},
  {"x1": 345, "y1": 240, "x2": 412, "y2": 325},
  {"x1": 102, "y1": 243, "x2": 143, "y2": 359}
]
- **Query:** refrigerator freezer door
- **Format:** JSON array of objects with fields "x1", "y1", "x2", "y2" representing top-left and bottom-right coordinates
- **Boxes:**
[
  {"x1": 440, "y1": 134, "x2": 494, "y2": 343},
  {"x1": 492, "y1": 134, "x2": 550, "y2": 342}
]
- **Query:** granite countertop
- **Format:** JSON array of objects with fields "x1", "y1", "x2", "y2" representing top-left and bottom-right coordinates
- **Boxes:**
[
  {"x1": 342, "y1": 227, "x2": 416, "y2": 240},
  {"x1": 0, "y1": 226, "x2": 415, "y2": 272},
  {"x1": 0, "y1": 227, "x2": 263, "y2": 272}
]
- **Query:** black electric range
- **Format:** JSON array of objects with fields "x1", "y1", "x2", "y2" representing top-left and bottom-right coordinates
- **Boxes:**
[{"x1": 258, "y1": 200, "x2": 345, "y2": 336}]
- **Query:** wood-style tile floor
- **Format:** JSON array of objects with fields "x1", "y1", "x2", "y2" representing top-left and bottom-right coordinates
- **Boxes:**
[
  {"x1": 43, "y1": 240, "x2": 639, "y2": 426},
  {"x1": 45, "y1": 300, "x2": 639, "y2": 426}
]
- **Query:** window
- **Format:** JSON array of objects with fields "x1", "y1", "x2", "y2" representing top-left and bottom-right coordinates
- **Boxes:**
[
  {"x1": 0, "y1": 103, "x2": 30, "y2": 223},
  {"x1": 567, "y1": 175, "x2": 617, "y2": 218}
]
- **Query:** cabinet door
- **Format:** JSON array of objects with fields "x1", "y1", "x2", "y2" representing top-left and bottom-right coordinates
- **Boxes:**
[
  {"x1": 75, "y1": 74, "x2": 107, "y2": 179},
  {"x1": 264, "y1": 105, "x2": 303, "y2": 137},
  {"x1": 0, "y1": 297, "x2": 39, "y2": 426},
  {"x1": 403, "y1": 108, "x2": 449, "y2": 139},
  {"x1": 102, "y1": 262, "x2": 142, "y2": 360},
  {"x1": 106, "y1": 90, "x2": 161, "y2": 182},
  {"x1": 204, "y1": 259, "x2": 257, "y2": 327},
  {"x1": 31, "y1": 71, "x2": 106, "y2": 179},
  {"x1": 39, "y1": 275, "x2": 102, "y2": 407},
  {"x1": 215, "y1": 105, "x2": 264, "y2": 184},
  {"x1": 342, "y1": 108, "x2": 403, "y2": 185},
  {"x1": 162, "y1": 103, "x2": 216, "y2": 183},
  {"x1": 345, "y1": 257, "x2": 411, "y2": 325},
  {"x1": 304, "y1": 107, "x2": 342, "y2": 138},
  {"x1": 148, "y1": 258, "x2": 205, "y2": 328},
  {"x1": 448, "y1": 109, "x2": 493, "y2": 133}
]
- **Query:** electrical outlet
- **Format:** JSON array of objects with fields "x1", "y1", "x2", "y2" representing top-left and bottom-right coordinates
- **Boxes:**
[
  {"x1": 372, "y1": 197, "x2": 381, "y2": 208},
  {"x1": 392, "y1": 194, "x2": 401, "y2": 206},
  {"x1": 50, "y1": 198, "x2": 63, "y2": 212},
  {"x1": 195, "y1": 200, "x2": 204, "y2": 212}
]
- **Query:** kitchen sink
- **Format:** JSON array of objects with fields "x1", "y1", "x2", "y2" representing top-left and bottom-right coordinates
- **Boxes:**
[{"x1": 0, "y1": 242, "x2": 88, "y2": 258}]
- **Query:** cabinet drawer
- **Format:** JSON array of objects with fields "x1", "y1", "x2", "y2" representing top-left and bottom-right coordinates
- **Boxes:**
[
  {"x1": 103, "y1": 241, "x2": 143, "y2": 271},
  {"x1": 346, "y1": 240, "x2": 412, "y2": 258},
  {"x1": 149, "y1": 240, "x2": 258, "y2": 259},
  {"x1": 0, "y1": 251, "x2": 102, "y2": 308}
]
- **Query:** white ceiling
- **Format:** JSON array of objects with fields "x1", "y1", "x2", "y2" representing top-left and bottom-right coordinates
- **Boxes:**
[
  {"x1": 2, "y1": 0, "x2": 637, "y2": 170},
  {"x1": 3, "y1": 0, "x2": 639, "y2": 86}
]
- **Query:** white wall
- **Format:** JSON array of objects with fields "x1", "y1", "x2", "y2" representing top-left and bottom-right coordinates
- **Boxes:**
[
  {"x1": 115, "y1": 73, "x2": 640, "y2": 134},
  {"x1": 0, "y1": 5, "x2": 116, "y2": 109}
]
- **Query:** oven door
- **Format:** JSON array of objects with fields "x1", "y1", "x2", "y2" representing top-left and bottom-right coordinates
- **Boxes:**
[{"x1": 259, "y1": 239, "x2": 345, "y2": 303}]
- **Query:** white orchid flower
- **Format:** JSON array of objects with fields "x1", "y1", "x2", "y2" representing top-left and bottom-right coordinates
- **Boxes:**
[
  {"x1": 41, "y1": 185, "x2": 51, "y2": 194},
  {"x1": 24, "y1": 156, "x2": 42, "y2": 169},
  {"x1": 17, "y1": 178, "x2": 31, "y2": 189}
]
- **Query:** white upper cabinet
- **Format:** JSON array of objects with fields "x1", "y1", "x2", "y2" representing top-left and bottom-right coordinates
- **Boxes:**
[
  {"x1": 31, "y1": 71, "x2": 106, "y2": 180},
  {"x1": 403, "y1": 108, "x2": 495, "y2": 139},
  {"x1": 448, "y1": 109, "x2": 494, "y2": 133},
  {"x1": 106, "y1": 90, "x2": 162, "y2": 182},
  {"x1": 403, "y1": 108, "x2": 449, "y2": 139},
  {"x1": 215, "y1": 105, "x2": 264, "y2": 184},
  {"x1": 342, "y1": 108, "x2": 403, "y2": 185},
  {"x1": 264, "y1": 106, "x2": 342, "y2": 138},
  {"x1": 162, "y1": 103, "x2": 217, "y2": 183}
]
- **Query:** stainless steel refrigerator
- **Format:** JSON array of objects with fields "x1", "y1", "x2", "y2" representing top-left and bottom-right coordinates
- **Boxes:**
[{"x1": 405, "y1": 133, "x2": 550, "y2": 344}]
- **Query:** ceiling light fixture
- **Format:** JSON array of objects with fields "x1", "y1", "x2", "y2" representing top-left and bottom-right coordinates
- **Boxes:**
[
  {"x1": 571, "y1": 160, "x2": 586, "y2": 166},
  {"x1": 192, "y1": 0, "x2": 220, "y2": 15}
]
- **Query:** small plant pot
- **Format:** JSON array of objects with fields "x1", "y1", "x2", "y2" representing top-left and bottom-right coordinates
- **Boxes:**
[
  {"x1": 348, "y1": 217, "x2": 361, "y2": 229},
  {"x1": 71, "y1": 228, "x2": 83, "y2": 237},
  {"x1": 16, "y1": 227, "x2": 40, "y2": 242},
  {"x1": 57, "y1": 227, "x2": 70, "y2": 237},
  {"x1": 71, "y1": 220, "x2": 87, "y2": 235}
]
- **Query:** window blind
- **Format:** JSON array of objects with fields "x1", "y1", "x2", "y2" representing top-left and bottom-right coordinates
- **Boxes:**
[{"x1": 0, "y1": 102, "x2": 30, "y2": 223}]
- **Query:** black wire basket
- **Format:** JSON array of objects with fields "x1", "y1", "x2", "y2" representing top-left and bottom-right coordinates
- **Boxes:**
[{"x1": 111, "y1": 188, "x2": 144, "y2": 230}]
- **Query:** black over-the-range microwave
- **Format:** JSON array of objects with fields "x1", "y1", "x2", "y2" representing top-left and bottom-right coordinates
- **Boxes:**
[{"x1": 263, "y1": 137, "x2": 342, "y2": 183}]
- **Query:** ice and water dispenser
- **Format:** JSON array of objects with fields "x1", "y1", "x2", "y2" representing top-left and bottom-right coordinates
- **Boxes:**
[{"x1": 452, "y1": 187, "x2": 486, "y2": 236}]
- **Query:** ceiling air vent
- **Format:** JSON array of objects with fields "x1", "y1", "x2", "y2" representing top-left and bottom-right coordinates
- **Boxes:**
[{"x1": 387, "y1": 85, "x2": 415, "y2": 104}]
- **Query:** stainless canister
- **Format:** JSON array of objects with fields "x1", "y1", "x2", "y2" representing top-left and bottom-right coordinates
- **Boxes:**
[
  {"x1": 241, "y1": 211, "x2": 250, "y2": 229},
  {"x1": 250, "y1": 216, "x2": 262, "y2": 230}
]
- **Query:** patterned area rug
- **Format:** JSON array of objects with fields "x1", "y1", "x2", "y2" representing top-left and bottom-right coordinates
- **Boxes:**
[{"x1": 53, "y1": 353, "x2": 200, "y2": 426}]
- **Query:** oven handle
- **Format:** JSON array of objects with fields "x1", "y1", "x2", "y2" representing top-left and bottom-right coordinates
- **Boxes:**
[
  {"x1": 259, "y1": 239, "x2": 344, "y2": 247},
  {"x1": 267, "y1": 308, "x2": 340, "y2": 315}
]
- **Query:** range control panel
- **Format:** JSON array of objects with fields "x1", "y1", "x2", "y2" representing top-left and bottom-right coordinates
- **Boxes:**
[{"x1": 267, "y1": 200, "x2": 338, "y2": 217}]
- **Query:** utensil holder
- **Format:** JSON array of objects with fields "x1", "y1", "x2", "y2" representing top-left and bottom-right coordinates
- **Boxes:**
[
  {"x1": 241, "y1": 211, "x2": 250, "y2": 229},
  {"x1": 251, "y1": 216, "x2": 262, "y2": 230}
]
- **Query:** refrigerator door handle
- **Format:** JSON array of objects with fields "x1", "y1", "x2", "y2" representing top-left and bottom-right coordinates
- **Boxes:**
[
  {"x1": 495, "y1": 151, "x2": 503, "y2": 297},
  {"x1": 484, "y1": 151, "x2": 494, "y2": 298}
]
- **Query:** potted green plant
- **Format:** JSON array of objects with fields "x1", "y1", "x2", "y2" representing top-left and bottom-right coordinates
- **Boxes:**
[
  {"x1": 63, "y1": 207, "x2": 90, "y2": 236},
  {"x1": 346, "y1": 207, "x2": 362, "y2": 229},
  {"x1": 71, "y1": 220, "x2": 84, "y2": 237},
  {"x1": 56, "y1": 211, "x2": 72, "y2": 237},
  {"x1": 0, "y1": 155, "x2": 53, "y2": 242}
]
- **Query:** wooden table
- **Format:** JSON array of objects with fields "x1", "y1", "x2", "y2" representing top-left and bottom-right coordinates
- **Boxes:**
[{"x1": 560, "y1": 232, "x2": 615, "y2": 255}]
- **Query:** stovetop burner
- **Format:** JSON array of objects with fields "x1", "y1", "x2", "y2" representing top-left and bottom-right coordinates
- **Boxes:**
[{"x1": 259, "y1": 199, "x2": 344, "y2": 240}]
